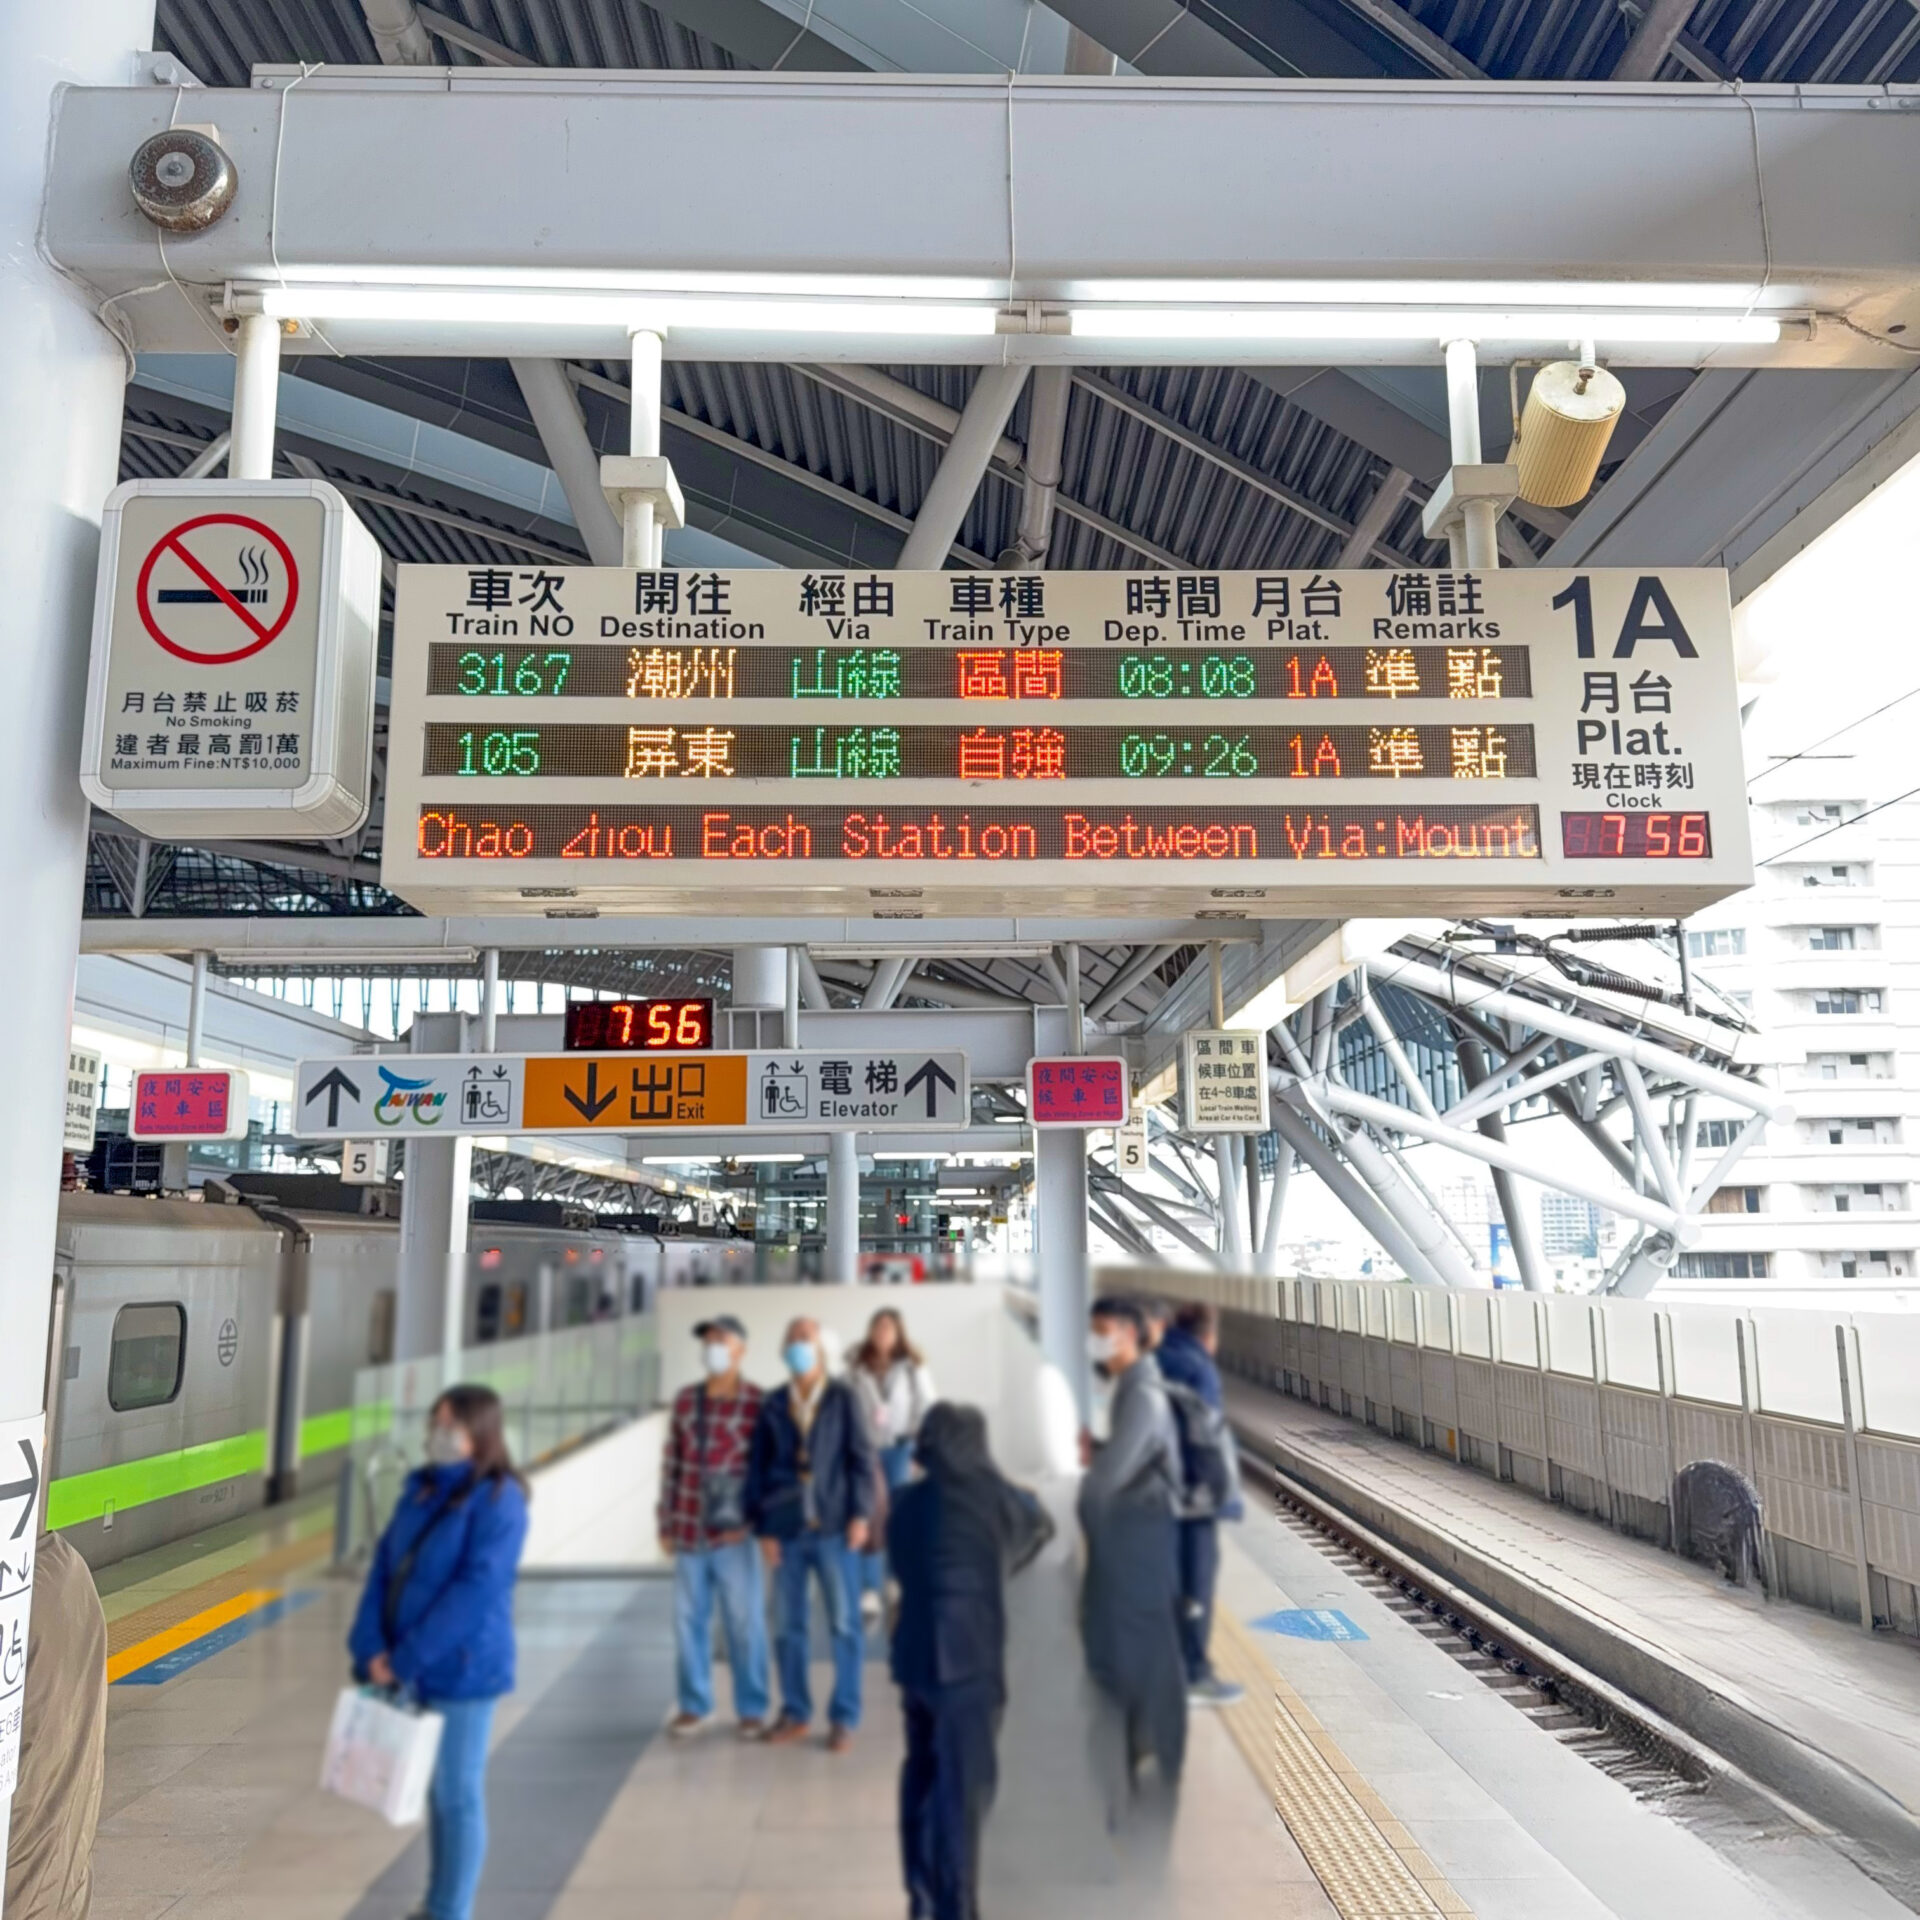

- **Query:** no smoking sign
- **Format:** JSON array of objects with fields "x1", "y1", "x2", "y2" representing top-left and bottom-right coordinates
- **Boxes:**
[
  {"x1": 136, "y1": 512, "x2": 300, "y2": 664},
  {"x1": 82, "y1": 479, "x2": 381, "y2": 840}
]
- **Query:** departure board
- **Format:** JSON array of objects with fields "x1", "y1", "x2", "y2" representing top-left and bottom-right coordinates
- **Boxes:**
[{"x1": 381, "y1": 567, "x2": 1752, "y2": 918}]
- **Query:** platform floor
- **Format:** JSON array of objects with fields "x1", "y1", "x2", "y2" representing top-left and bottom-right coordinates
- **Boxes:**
[
  {"x1": 1224, "y1": 1376, "x2": 1920, "y2": 1866},
  {"x1": 85, "y1": 1465, "x2": 1910, "y2": 1920}
]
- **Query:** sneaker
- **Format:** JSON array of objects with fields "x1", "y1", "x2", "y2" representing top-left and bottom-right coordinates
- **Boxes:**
[
  {"x1": 666, "y1": 1710, "x2": 709, "y2": 1738},
  {"x1": 736, "y1": 1717, "x2": 768, "y2": 1741},
  {"x1": 762, "y1": 1715, "x2": 811, "y2": 1747},
  {"x1": 826, "y1": 1724, "x2": 854, "y2": 1755},
  {"x1": 859, "y1": 1588, "x2": 883, "y2": 1622},
  {"x1": 1187, "y1": 1675, "x2": 1245, "y2": 1709}
]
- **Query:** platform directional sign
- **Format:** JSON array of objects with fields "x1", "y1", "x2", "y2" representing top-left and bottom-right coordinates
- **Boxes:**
[
  {"x1": 1180, "y1": 1030, "x2": 1271, "y2": 1133},
  {"x1": 294, "y1": 1049, "x2": 969, "y2": 1138}
]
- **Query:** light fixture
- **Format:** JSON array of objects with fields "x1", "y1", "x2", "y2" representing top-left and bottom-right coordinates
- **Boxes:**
[
  {"x1": 215, "y1": 945, "x2": 480, "y2": 968},
  {"x1": 252, "y1": 285, "x2": 998, "y2": 336},
  {"x1": 1067, "y1": 309, "x2": 1781, "y2": 346}
]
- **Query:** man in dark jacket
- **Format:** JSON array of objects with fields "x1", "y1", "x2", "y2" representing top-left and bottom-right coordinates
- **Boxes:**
[
  {"x1": 1079, "y1": 1296, "x2": 1186, "y2": 1822},
  {"x1": 1154, "y1": 1301, "x2": 1245, "y2": 1707},
  {"x1": 888, "y1": 1404, "x2": 1052, "y2": 1920},
  {"x1": 746, "y1": 1315, "x2": 878, "y2": 1750}
]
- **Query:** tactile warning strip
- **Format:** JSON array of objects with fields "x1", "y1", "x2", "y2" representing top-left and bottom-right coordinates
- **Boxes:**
[
  {"x1": 105, "y1": 1529, "x2": 331, "y2": 1658},
  {"x1": 1211, "y1": 1609, "x2": 1475, "y2": 1920}
]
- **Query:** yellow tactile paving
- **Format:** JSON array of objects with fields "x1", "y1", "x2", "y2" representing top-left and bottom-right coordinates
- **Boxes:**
[
  {"x1": 106, "y1": 1586, "x2": 283, "y2": 1682},
  {"x1": 104, "y1": 1527, "x2": 331, "y2": 1657},
  {"x1": 1211, "y1": 1609, "x2": 1476, "y2": 1920}
]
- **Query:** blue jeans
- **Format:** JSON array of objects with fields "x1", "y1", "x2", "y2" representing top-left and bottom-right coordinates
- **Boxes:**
[
  {"x1": 864, "y1": 1441, "x2": 915, "y2": 1594},
  {"x1": 423, "y1": 1695, "x2": 496, "y2": 1920},
  {"x1": 773, "y1": 1530, "x2": 863, "y2": 1730},
  {"x1": 674, "y1": 1538, "x2": 771, "y2": 1721}
]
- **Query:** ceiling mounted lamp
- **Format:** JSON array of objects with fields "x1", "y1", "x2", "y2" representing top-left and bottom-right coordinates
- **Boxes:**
[{"x1": 1065, "y1": 308, "x2": 1782, "y2": 346}]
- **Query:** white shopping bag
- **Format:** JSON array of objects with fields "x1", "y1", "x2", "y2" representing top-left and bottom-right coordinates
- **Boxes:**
[{"x1": 320, "y1": 1686, "x2": 444, "y2": 1826}]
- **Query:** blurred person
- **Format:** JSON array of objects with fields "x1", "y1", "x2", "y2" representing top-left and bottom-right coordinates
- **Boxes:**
[
  {"x1": 1077, "y1": 1297, "x2": 1186, "y2": 1821},
  {"x1": 888, "y1": 1403, "x2": 1053, "y2": 1920},
  {"x1": 350, "y1": 1386, "x2": 529, "y2": 1920},
  {"x1": 1158, "y1": 1302, "x2": 1246, "y2": 1708},
  {"x1": 658, "y1": 1314, "x2": 770, "y2": 1737},
  {"x1": 4, "y1": 1527, "x2": 107, "y2": 1919},
  {"x1": 848, "y1": 1306, "x2": 936, "y2": 1616},
  {"x1": 746, "y1": 1315, "x2": 878, "y2": 1751}
]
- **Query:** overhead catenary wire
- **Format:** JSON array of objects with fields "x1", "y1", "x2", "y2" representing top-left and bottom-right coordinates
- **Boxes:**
[
  {"x1": 1747, "y1": 682, "x2": 1920, "y2": 786},
  {"x1": 1757, "y1": 778, "x2": 1920, "y2": 867}
]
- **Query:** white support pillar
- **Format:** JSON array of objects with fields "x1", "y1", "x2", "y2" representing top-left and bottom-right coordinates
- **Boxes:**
[
  {"x1": 185, "y1": 950, "x2": 210, "y2": 1067},
  {"x1": 826, "y1": 1131, "x2": 860, "y2": 1285},
  {"x1": 229, "y1": 312, "x2": 282, "y2": 481},
  {"x1": 1214, "y1": 1136, "x2": 1251, "y2": 1269},
  {"x1": 1035, "y1": 1125, "x2": 1093, "y2": 1421},
  {"x1": 395, "y1": 1012, "x2": 473, "y2": 1366},
  {"x1": 628, "y1": 327, "x2": 665, "y2": 568},
  {"x1": 732, "y1": 946, "x2": 785, "y2": 1011},
  {"x1": 1, "y1": 15, "x2": 157, "y2": 1891},
  {"x1": 896, "y1": 363, "x2": 1030, "y2": 569},
  {"x1": 480, "y1": 948, "x2": 499, "y2": 1052}
]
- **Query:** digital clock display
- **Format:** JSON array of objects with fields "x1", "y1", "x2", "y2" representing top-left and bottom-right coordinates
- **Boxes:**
[
  {"x1": 1560, "y1": 812, "x2": 1711, "y2": 859},
  {"x1": 562, "y1": 997, "x2": 714, "y2": 1051}
]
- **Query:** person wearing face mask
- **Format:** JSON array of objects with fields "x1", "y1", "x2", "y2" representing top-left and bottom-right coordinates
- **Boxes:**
[
  {"x1": 658, "y1": 1315, "x2": 770, "y2": 1737},
  {"x1": 1076, "y1": 1298, "x2": 1186, "y2": 1824},
  {"x1": 744, "y1": 1315, "x2": 878, "y2": 1752},
  {"x1": 349, "y1": 1386, "x2": 529, "y2": 1920}
]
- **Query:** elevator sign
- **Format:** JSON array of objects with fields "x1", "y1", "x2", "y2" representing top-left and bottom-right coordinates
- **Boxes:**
[
  {"x1": 81, "y1": 480, "x2": 382, "y2": 841},
  {"x1": 379, "y1": 565, "x2": 1751, "y2": 919}
]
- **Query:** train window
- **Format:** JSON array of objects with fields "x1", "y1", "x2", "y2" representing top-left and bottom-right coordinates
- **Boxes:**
[
  {"x1": 503, "y1": 1284, "x2": 528, "y2": 1336},
  {"x1": 108, "y1": 1303, "x2": 185, "y2": 1411},
  {"x1": 368, "y1": 1290, "x2": 396, "y2": 1367},
  {"x1": 475, "y1": 1283, "x2": 504, "y2": 1343}
]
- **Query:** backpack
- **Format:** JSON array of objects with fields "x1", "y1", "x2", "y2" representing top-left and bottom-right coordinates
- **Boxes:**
[{"x1": 1163, "y1": 1380, "x2": 1239, "y2": 1519}]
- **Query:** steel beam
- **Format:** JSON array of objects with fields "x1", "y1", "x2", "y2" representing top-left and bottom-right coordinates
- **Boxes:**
[
  {"x1": 48, "y1": 76, "x2": 1914, "y2": 367},
  {"x1": 896, "y1": 364, "x2": 1029, "y2": 569},
  {"x1": 510, "y1": 358, "x2": 624, "y2": 565}
]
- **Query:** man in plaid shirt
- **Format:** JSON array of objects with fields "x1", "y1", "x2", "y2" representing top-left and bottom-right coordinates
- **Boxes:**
[{"x1": 658, "y1": 1314, "x2": 771, "y2": 1737}]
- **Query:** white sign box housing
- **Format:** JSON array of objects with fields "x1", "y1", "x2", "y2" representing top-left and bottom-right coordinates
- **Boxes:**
[{"x1": 81, "y1": 480, "x2": 380, "y2": 839}]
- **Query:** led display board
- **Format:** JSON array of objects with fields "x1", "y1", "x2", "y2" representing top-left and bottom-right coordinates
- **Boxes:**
[
  {"x1": 563, "y1": 997, "x2": 714, "y2": 1052},
  {"x1": 381, "y1": 567, "x2": 1751, "y2": 918}
]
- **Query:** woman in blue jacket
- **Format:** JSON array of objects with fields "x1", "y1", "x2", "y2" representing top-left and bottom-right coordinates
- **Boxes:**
[{"x1": 350, "y1": 1385, "x2": 529, "y2": 1920}]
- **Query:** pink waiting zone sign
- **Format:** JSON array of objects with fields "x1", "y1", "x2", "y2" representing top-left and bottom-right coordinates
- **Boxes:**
[{"x1": 1027, "y1": 1056, "x2": 1130, "y2": 1128}]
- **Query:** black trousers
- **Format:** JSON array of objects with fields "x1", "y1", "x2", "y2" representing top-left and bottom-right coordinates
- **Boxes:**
[
  {"x1": 1177, "y1": 1518, "x2": 1220, "y2": 1684},
  {"x1": 900, "y1": 1680, "x2": 1002, "y2": 1920}
]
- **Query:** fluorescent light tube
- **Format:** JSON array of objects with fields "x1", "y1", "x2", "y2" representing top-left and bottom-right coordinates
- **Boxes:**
[
  {"x1": 1067, "y1": 309, "x2": 1781, "y2": 345},
  {"x1": 254, "y1": 286, "x2": 998, "y2": 335}
]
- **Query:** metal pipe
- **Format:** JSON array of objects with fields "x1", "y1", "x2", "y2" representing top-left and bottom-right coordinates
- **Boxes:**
[
  {"x1": 862, "y1": 956, "x2": 909, "y2": 1010},
  {"x1": 185, "y1": 950, "x2": 209, "y2": 1066},
  {"x1": 1457, "y1": 1037, "x2": 1546, "y2": 1292},
  {"x1": 896, "y1": 363, "x2": 1030, "y2": 569},
  {"x1": 1269, "y1": 1101, "x2": 1448, "y2": 1289},
  {"x1": 784, "y1": 946, "x2": 801, "y2": 1047},
  {"x1": 1257, "y1": 1141, "x2": 1290, "y2": 1276},
  {"x1": 1613, "y1": 0, "x2": 1696, "y2": 79},
  {"x1": 179, "y1": 430, "x2": 231, "y2": 479},
  {"x1": 229, "y1": 314, "x2": 282, "y2": 480},
  {"x1": 357, "y1": 0, "x2": 436, "y2": 61},
  {"x1": 795, "y1": 947, "x2": 832, "y2": 1012},
  {"x1": 480, "y1": 947, "x2": 498, "y2": 1051},
  {"x1": 627, "y1": 326, "x2": 665, "y2": 568},
  {"x1": 826, "y1": 1132, "x2": 859, "y2": 1284},
  {"x1": 1215, "y1": 1137, "x2": 1250, "y2": 1267},
  {"x1": 509, "y1": 357, "x2": 623, "y2": 565},
  {"x1": 1209, "y1": 942, "x2": 1227, "y2": 1028},
  {"x1": 1443, "y1": 336, "x2": 1500, "y2": 570},
  {"x1": 1064, "y1": 943, "x2": 1084, "y2": 1054},
  {"x1": 1086, "y1": 942, "x2": 1177, "y2": 1023},
  {"x1": 1010, "y1": 365, "x2": 1069, "y2": 563}
]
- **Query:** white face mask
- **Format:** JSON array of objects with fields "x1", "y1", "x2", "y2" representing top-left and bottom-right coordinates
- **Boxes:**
[
  {"x1": 703, "y1": 1341, "x2": 735, "y2": 1377},
  {"x1": 425, "y1": 1425, "x2": 470, "y2": 1466},
  {"x1": 1087, "y1": 1330, "x2": 1121, "y2": 1365}
]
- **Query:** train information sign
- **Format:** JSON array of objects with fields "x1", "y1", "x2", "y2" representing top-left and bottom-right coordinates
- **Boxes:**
[
  {"x1": 1180, "y1": 1031, "x2": 1271, "y2": 1134},
  {"x1": 131, "y1": 1068, "x2": 251, "y2": 1140},
  {"x1": 379, "y1": 565, "x2": 1750, "y2": 918},
  {"x1": 293, "y1": 1048, "x2": 969, "y2": 1138},
  {"x1": 81, "y1": 480, "x2": 382, "y2": 841}
]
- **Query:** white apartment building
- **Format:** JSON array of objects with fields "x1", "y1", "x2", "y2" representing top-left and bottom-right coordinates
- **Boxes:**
[{"x1": 1680, "y1": 765, "x2": 1920, "y2": 1308}]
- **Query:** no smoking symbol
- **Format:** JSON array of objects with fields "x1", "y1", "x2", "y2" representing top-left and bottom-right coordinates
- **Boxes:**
[{"x1": 136, "y1": 513, "x2": 300, "y2": 666}]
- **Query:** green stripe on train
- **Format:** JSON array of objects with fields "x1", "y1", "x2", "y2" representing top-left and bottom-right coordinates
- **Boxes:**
[
  {"x1": 46, "y1": 1430, "x2": 270, "y2": 1529},
  {"x1": 299, "y1": 1406, "x2": 355, "y2": 1457}
]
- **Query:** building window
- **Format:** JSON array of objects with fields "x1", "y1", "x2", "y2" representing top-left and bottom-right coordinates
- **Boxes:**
[
  {"x1": 108, "y1": 1302, "x2": 185, "y2": 1411},
  {"x1": 1813, "y1": 990, "x2": 1882, "y2": 1015},
  {"x1": 1672, "y1": 1252, "x2": 1770, "y2": 1279},
  {"x1": 1696, "y1": 1119, "x2": 1742, "y2": 1149},
  {"x1": 1686, "y1": 928, "x2": 1745, "y2": 958},
  {"x1": 1809, "y1": 927, "x2": 1859, "y2": 951},
  {"x1": 1705, "y1": 1186, "x2": 1762, "y2": 1214}
]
